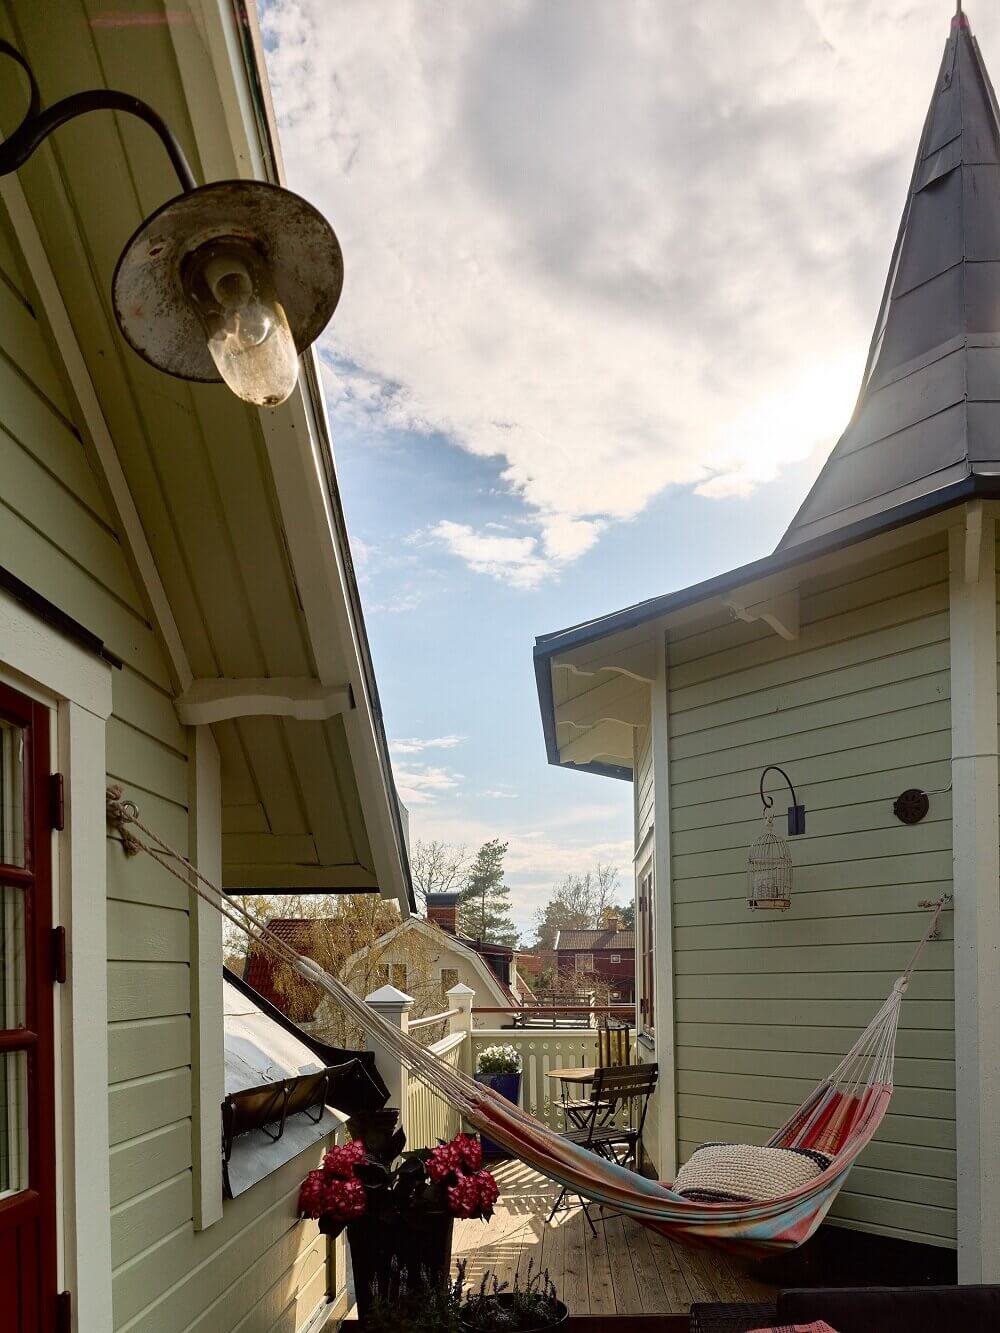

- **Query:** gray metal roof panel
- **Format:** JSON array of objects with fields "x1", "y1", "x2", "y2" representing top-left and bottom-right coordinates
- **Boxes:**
[{"x1": 780, "y1": 12, "x2": 1000, "y2": 551}]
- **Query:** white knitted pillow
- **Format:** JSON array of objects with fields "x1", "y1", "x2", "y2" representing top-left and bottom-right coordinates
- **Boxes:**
[{"x1": 673, "y1": 1142, "x2": 831, "y2": 1203}]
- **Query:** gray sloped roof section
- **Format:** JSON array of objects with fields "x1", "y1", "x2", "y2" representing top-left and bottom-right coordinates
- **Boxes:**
[{"x1": 780, "y1": 12, "x2": 1000, "y2": 549}]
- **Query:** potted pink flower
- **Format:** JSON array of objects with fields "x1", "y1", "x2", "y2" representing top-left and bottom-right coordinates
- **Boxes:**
[{"x1": 299, "y1": 1119, "x2": 499, "y2": 1320}]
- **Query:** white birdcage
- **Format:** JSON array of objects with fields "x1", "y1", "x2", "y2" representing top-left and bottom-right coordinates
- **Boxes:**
[{"x1": 747, "y1": 809, "x2": 792, "y2": 911}]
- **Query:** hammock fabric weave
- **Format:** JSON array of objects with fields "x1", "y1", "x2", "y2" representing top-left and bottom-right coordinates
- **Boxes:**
[{"x1": 105, "y1": 789, "x2": 946, "y2": 1259}]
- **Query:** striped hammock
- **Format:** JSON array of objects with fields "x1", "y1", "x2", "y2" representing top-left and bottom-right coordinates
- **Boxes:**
[{"x1": 106, "y1": 789, "x2": 945, "y2": 1259}]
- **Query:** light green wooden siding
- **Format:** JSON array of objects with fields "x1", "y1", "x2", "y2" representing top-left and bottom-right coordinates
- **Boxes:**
[
  {"x1": 0, "y1": 208, "x2": 332, "y2": 1328},
  {"x1": 666, "y1": 534, "x2": 955, "y2": 1246}
]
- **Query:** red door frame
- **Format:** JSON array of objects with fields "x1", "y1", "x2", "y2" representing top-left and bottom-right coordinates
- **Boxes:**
[{"x1": 0, "y1": 681, "x2": 57, "y2": 1332}]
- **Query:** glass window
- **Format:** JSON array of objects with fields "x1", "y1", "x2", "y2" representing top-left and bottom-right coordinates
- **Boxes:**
[
  {"x1": 0, "y1": 1051, "x2": 27, "y2": 1201},
  {"x1": 575, "y1": 953, "x2": 594, "y2": 973},
  {"x1": 610, "y1": 954, "x2": 621, "y2": 963},
  {"x1": 0, "y1": 719, "x2": 25, "y2": 868},
  {"x1": 0, "y1": 887, "x2": 25, "y2": 1030},
  {"x1": 390, "y1": 963, "x2": 407, "y2": 990}
]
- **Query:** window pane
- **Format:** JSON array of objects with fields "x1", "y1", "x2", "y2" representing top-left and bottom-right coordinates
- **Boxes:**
[
  {"x1": 0, "y1": 886, "x2": 25, "y2": 1029},
  {"x1": 0, "y1": 719, "x2": 25, "y2": 868},
  {"x1": 0, "y1": 1051, "x2": 28, "y2": 1200}
]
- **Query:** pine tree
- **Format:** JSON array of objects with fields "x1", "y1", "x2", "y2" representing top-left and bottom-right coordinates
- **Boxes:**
[{"x1": 458, "y1": 838, "x2": 519, "y2": 945}]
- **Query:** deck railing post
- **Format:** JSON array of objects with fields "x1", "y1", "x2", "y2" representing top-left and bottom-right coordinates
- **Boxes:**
[
  {"x1": 364, "y1": 984, "x2": 414, "y2": 1138},
  {"x1": 447, "y1": 982, "x2": 474, "y2": 1075}
]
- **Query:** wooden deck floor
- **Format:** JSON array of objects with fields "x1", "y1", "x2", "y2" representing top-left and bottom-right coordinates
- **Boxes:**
[{"x1": 451, "y1": 1161, "x2": 777, "y2": 1318}]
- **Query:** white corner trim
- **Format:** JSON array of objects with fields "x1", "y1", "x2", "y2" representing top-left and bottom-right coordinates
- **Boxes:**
[
  {"x1": 0, "y1": 172, "x2": 193, "y2": 695},
  {"x1": 175, "y1": 678, "x2": 353, "y2": 726},
  {"x1": 59, "y1": 701, "x2": 114, "y2": 1331},
  {"x1": 189, "y1": 726, "x2": 224, "y2": 1230},
  {"x1": 649, "y1": 630, "x2": 677, "y2": 1180},
  {"x1": 964, "y1": 501, "x2": 984, "y2": 585},
  {"x1": 948, "y1": 514, "x2": 1000, "y2": 1283},
  {"x1": 725, "y1": 588, "x2": 800, "y2": 641}
]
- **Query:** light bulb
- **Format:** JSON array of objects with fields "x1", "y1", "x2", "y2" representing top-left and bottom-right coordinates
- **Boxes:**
[{"x1": 183, "y1": 239, "x2": 300, "y2": 406}]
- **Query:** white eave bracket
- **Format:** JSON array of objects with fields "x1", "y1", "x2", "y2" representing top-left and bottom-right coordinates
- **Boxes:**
[
  {"x1": 724, "y1": 589, "x2": 800, "y2": 641},
  {"x1": 175, "y1": 678, "x2": 355, "y2": 726}
]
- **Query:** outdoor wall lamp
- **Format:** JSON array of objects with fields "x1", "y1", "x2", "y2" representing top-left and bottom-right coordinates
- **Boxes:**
[{"x1": 0, "y1": 40, "x2": 342, "y2": 407}]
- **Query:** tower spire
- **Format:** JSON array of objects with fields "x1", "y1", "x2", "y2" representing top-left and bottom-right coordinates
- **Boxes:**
[{"x1": 779, "y1": 8, "x2": 1000, "y2": 551}]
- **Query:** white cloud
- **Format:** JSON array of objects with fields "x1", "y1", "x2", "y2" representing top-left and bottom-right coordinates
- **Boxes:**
[
  {"x1": 429, "y1": 520, "x2": 550, "y2": 587},
  {"x1": 262, "y1": 1, "x2": 989, "y2": 581},
  {"x1": 391, "y1": 735, "x2": 466, "y2": 755},
  {"x1": 392, "y1": 763, "x2": 463, "y2": 806}
]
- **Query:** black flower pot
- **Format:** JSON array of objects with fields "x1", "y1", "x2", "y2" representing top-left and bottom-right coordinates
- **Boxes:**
[
  {"x1": 347, "y1": 1212, "x2": 454, "y2": 1320},
  {"x1": 460, "y1": 1294, "x2": 568, "y2": 1331}
]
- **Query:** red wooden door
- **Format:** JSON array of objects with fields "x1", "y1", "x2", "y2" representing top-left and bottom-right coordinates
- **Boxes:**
[{"x1": 0, "y1": 682, "x2": 56, "y2": 1332}]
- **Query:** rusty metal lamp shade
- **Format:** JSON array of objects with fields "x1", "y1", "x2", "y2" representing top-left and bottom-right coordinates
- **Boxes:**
[
  {"x1": 0, "y1": 41, "x2": 343, "y2": 408},
  {"x1": 747, "y1": 809, "x2": 793, "y2": 911},
  {"x1": 112, "y1": 180, "x2": 343, "y2": 403}
]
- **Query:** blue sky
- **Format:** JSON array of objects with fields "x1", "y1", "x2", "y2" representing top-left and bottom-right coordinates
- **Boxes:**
[{"x1": 261, "y1": 1, "x2": 1000, "y2": 935}]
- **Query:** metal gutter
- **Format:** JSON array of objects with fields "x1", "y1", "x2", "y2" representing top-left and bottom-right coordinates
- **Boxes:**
[{"x1": 533, "y1": 474, "x2": 994, "y2": 774}]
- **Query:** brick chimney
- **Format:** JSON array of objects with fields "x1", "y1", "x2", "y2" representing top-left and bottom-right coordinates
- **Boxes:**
[
  {"x1": 603, "y1": 911, "x2": 620, "y2": 934},
  {"x1": 426, "y1": 892, "x2": 460, "y2": 935}
]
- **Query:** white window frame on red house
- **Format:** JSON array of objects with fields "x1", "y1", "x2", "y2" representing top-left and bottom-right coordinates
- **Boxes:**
[{"x1": 574, "y1": 952, "x2": 594, "y2": 973}]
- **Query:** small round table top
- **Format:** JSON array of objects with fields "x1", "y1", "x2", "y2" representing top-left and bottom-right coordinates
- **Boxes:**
[{"x1": 545, "y1": 1066, "x2": 596, "y2": 1084}]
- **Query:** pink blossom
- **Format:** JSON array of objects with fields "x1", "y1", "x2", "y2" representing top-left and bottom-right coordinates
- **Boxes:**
[
  {"x1": 427, "y1": 1140, "x2": 463, "y2": 1182},
  {"x1": 455, "y1": 1134, "x2": 483, "y2": 1171},
  {"x1": 298, "y1": 1169, "x2": 328, "y2": 1219},
  {"x1": 322, "y1": 1175, "x2": 367, "y2": 1222},
  {"x1": 446, "y1": 1171, "x2": 483, "y2": 1218},
  {"x1": 323, "y1": 1139, "x2": 366, "y2": 1179}
]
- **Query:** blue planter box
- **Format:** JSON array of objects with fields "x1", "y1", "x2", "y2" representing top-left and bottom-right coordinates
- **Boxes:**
[{"x1": 474, "y1": 1070, "x2": 521, "y2": 1160}]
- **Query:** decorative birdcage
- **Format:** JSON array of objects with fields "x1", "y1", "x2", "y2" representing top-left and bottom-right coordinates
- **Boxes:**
[{"x1": 747, "y1": 808, "x2": 792, "y2": 910}]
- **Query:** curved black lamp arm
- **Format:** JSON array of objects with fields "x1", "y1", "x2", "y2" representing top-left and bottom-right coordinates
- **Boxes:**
[
  {"x1": 759, "y1": 764, "x2": 806, "y2": 835},
  {"x1": 0, "y1": 39, "x2": 196, "y2": 193}
]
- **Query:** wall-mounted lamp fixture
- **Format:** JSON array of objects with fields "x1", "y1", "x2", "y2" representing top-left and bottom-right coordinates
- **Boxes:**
[{"x1": 0, "y1": 41, "x2": 342, "y2": 407}]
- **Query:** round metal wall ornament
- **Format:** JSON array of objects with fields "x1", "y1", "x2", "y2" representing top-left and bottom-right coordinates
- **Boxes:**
[{"x1": 893, "y1": 788, "x2": 930, "y2": 825}]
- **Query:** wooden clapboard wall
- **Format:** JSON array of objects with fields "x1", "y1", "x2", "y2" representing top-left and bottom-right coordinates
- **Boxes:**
[
  {"x1": 0, "y1": 203, "x2": 332, "y2": 1329},
  {"x1": 664, "y1": 533, "x2": 955, "y2": 1247}
]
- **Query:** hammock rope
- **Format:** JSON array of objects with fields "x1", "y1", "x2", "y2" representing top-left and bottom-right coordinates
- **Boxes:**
[{"x1": 106, "y1": 788, "x2": 948, "y2": 1257}]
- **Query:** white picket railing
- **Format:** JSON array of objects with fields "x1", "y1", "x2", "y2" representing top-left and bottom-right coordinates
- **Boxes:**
[
  {"x1": 407, "y1": 1030, "x2": 466, "y2": 1149},
  {"x1": 469, "y1": 1027, "x2": 604, "y2": 1130}
]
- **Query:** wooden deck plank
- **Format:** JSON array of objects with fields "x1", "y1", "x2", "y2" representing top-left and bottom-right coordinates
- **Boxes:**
[
  {"x1": 450, "y1": 1163, "x2": 777, "y2": 1317},
  {"x1": 603, "y1": 1215, "x2": 644, "y2": 1315},
  {"x1": 621, "y1": 1217, "x2": 671, "y2": 1313},
  {"x1": 585, "y1": 1215, "x2": 617, "y2": 1314}
]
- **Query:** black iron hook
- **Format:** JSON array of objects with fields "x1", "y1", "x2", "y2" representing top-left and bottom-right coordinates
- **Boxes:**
[
  {"x1": 759, "y1": 765, "x2": 806, "y2": 836},
  {"x1": 0, "y1": 39, "x2": 197, "y2": 193}
]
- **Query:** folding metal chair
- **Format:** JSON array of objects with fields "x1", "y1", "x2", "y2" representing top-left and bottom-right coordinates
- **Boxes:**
[{"x1": 546, "y1": 1062, "x2": 658, "y2": 1235}]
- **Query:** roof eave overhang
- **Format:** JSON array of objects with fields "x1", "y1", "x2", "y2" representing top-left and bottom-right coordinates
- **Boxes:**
[
  {"x1": 228, "y1": 4, "x2": 414, "y2": 914},
  {"x1": 535, "y1": 473, "x2": 996, "y2": 776}
]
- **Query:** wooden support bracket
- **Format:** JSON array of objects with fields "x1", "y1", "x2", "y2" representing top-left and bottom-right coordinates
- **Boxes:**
[
  {"x1": 725, "y1": 588, "x2": 800, "y2": 641},
  {"x1": 175, "y1": 678, "x2": 354, "y2": 726}
]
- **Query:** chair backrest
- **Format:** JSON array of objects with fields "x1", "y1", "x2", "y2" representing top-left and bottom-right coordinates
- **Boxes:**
[
  {"x1": 597, "y1": 1024, "x2": 631, "y2": 1068},
  {"x1": 579, "y1": 1062, "x2": 658, "y2": 1145},
  {"x1": 590, "y1": 1062, "x2": 657, "y2": 1106}
]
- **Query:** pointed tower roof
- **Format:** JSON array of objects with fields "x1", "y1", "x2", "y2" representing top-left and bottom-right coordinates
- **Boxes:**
[{"x1": 780, "y1": 5, "x2": 1000, "y2": 549}]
